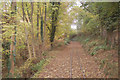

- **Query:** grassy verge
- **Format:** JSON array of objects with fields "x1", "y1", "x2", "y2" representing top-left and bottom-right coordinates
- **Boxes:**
[
  {"x1": 13, "y1": 58, "x2": 47, "y2": 78},
  {"x1": 12, "y1": 51, "x2": 50, "y2": 78},
  {"x1": 32, "y1": 58, "x2": 50, "y2": 78},
  {"x1": 71, "y1": 35, "x2": 118, "y2": 78},
  {"x1": 71, "y1": 35, "x2": 112, "y2": 55}
]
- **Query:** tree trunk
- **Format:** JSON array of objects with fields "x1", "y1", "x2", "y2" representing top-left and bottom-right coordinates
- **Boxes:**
[
  {"x1": 50, "y1": 2, "x2": 60, "y2": 48},
  {"x1": 22, "y1": 1, "x2": 32, "y2": 59},
  {"x1": 37, "y1": 2, "x2": 40, "y2": 39},
  {"x1": 9, "y1": 1, "x2": 17, "y2": 77},
  {"x1": 25, "y1": 27, "x2": 32, "y2": 59},
  {"x1": 31, "y1": 2, "x2": 36, "y2": 58},
  {"x1": 43, "y1": 2, "x2": 47, "y2": 50},
  {"x1": 40, "y1": 6, "x2": 44, "y2": 43},
  {"x1": 9, "y1": 35, "x2": 15, "y2": 77}
]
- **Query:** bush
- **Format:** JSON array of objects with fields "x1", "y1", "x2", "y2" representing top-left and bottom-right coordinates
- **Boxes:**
[
  {"x1": 88, "y1": 42, "x2": 97, "y2": 48},
  {"x1": 89, "y1": 44, "x2": 109, "y2": 56},
  {"x1": 31, "y1": 59, "x2": 46, "y2": 72},
  {"x1": 83, "y1": 38, "x2": 91, "y2": 44},
  {"x1": 69, "y1": 33, "x2": 77, "y2": 40},
  {"x1": 93, "y1": 45, "x2": 108, "y2": 51},
  {"x1": 64, "y1": 38, "x2": 70, "y2": 45}
]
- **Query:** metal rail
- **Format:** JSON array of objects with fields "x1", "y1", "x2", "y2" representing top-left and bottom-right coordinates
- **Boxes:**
[
  {"x1": 76, "y1": 49, "x2": 86, "y2": 78},
  {"x1": 70, "y1": 47, "x2": 73, "y2": 79},
  {"x1": 69, "y1": 45, "x2": 86, "y2": 79}
]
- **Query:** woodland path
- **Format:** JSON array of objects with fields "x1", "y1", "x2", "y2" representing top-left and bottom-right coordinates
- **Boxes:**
[{"x1": 38, "y1": 41, "x2": 105, "y2": 78}]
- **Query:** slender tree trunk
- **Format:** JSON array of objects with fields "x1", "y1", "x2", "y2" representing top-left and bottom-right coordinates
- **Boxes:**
[
  {"x1": 31, "y1": 2, "x2": 36, "y2": 58},
  {"x1": 9, "y1": 1, "x2": 17, "y2": 77},
  {"x1": 50, "y1": 2, "x2": 60, "y2": 48},
  {"x1": 25, "y1": 2, "x2": 36, "y2": 58},
  {"x1": 37, "y1": 2, "x2": 40, "y2": 39},
  {"x1": 10, "y1": 35, "x2": 15, "y2": 77},
  {"x1": 40, "y1": 6, "x2": 44, "y2": 43},
  {"x1": 22, "y1": 1, "x2": 32, "y2": 59},
  {"x1": 39, "y1": 5, "x2": 44, "y2": 57},
  {"x1": 43, "y1": 2, "x2": 47, "y2": 50},
  {"x1": 26, "y1": 30, "x2": 32, "y2": 59}
]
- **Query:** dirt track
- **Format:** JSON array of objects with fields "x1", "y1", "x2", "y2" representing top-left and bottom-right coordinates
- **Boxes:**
[{"x1": 38, "y1": 41, "x2": 105, "y2": 78}]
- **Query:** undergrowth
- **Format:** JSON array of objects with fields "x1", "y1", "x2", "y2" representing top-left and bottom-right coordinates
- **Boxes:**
[
  {"x1": 71, "y1": 34, "x2": 118, "y2": 78},
  {"x1": 71, "y1": 35, "x2": 110, "y2": 56},
  {"x1": 64, "y1": 38, "x2": 70, "y2": 45},
  {"x1": 13, "y1": 57, "x2": 48, "y2": 78}
]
